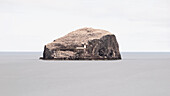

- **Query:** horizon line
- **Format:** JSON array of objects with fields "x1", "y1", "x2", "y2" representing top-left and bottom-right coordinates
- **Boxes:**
[{"x1": 0, "y1": 51, "x2": 170, "y2": 53}]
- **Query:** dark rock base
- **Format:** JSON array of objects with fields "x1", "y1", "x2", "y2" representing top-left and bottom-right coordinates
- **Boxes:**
[{"x1": 39, "y1": 57, "x2": 121, "y2": 60}]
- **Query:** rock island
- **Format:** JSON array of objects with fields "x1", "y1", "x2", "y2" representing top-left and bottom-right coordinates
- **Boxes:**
[{"x1": 41, "y1": 28, "x2": 121, "y2": 60}]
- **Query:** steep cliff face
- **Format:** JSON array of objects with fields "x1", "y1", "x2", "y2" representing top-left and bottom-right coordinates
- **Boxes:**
[
  {"x1": 86, "y1": 35, "x2": 121, "y2": 59},
  {"x1": 42, "y1": 28, "x2": 121, "y2": 60}
]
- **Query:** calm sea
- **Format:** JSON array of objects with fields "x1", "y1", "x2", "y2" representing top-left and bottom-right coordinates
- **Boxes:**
[{"x1": 0, "y1": 52, "x2": 170, "y2": 96}]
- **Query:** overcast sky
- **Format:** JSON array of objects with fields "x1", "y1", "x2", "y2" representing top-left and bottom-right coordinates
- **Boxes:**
[{"x1": 0, "y1": 0, "x2": 170, "y2": 52}]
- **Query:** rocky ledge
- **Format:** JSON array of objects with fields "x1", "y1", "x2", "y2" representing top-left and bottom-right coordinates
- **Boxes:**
[{"x1": 40, "y1": 28, "x2": 121, "y2": 60}]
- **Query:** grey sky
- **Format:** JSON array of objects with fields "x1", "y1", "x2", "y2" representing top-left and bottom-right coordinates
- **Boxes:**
[{"x1": 0, "y1": 0, "x2": 170, "y2": 52}]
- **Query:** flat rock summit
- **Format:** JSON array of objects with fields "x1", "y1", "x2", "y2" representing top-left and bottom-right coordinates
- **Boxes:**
[{"x1": 41, "y1": 28, "x2": 121, "y2": 60}]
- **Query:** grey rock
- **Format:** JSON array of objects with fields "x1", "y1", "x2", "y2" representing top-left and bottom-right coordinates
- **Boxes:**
[{"x1": 41, "y1": 28, "x2": 121, "y2": 60}]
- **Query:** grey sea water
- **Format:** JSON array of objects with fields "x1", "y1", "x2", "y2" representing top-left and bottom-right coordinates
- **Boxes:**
[{"x1": 0, "y1": 52, "x2": 170, "y2": 96}]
